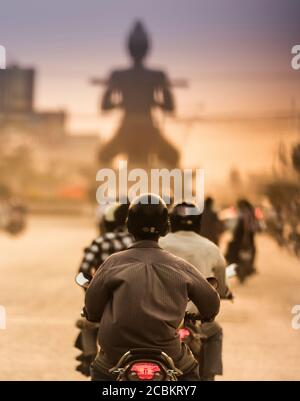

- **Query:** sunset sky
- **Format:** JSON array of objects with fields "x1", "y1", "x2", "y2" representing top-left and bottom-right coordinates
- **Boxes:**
[{"x1": 1, "y1": 0, "x2": 300, "y2": 134}]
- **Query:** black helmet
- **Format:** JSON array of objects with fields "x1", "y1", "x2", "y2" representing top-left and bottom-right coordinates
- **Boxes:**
[
  {"x1": 170, "y1": 201, "x2": 203, "y2": 233},
  {"x1": 127, "y1": 193, "x2": 169, "y2": 239},
  {"x1": 114, "y1": 202, "x2": 130, "y2": 227},
  {"x1": 101, "y1": 202, "x2": 129, "y2": 233}
]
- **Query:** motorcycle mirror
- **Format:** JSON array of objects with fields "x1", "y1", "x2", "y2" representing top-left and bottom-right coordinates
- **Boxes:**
[
  {"x1": 226, "y1": 263, "x2": 238, "y2": 279},
  {"x1": 207, "y1": 276, "x2": 219, "y2": 290},
  {"x1": 75, "y1": 272, "x2": 90, "y2": 288}
]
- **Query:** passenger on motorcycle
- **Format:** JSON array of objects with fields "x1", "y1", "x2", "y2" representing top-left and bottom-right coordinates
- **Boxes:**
[
  {"x1": 160, "y1": 201, "x2": 232, "y2": 381},
  {"x1": 79, "y1": 202, "x2": 133, "y2": 280},
  {"x1": 75, "y1": 202, "x2": 133, "y2": 375},
  {"x1": 85, "y1": 193, "x2": 220, "y2": 381}
]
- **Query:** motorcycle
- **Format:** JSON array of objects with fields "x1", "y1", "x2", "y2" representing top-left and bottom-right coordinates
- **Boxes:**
[
  {"x1": 74, "y1": 273, "x2": 98, "y2": 376},
  {"x1": 75, "y1": 265, "x2": 236, "y2": 381},
  {"x1": 75, "y1": 272, "x2": 182, "y2": 381},
  {"x1": 177, "y1": 264, "x2": 237, "y2": 376},
  {"x1": 178, "y1": 312, "x2": 203, "y2": 356},
  {"x1": 109, "y1": 349, "x2": 182, "y2": 381},
  {"x1": 0, "y1": 201, "x2": 27, "y2": 236}
]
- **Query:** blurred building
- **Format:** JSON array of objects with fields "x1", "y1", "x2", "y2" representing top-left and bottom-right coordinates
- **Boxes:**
[
  {"x1": 0, "y1": 65, "x2": 66, "y2": 141},
  {"x1": 0, "y1": 64, "x2": 99, "y2": 163},
  {"x1": 0, "y1": 65, "x2": 34, "y2": 113}
]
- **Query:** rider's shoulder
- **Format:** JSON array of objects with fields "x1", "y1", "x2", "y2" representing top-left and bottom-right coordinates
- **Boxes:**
[
  {"x1": 98, "y1": 247, "x2": 129, "y2": 267},
  {"x1": 198, "y1": 236, "x2": 224, "y2": 263},
  {"x1": 160, "y1": 246, "x2": 198, "y2": 271},
  {"x1": 93, "y1": 231, "x2": 114, "y2": 244},
  {"x1": 197, "y1": 234, "x2": 220, "y2": 249}
]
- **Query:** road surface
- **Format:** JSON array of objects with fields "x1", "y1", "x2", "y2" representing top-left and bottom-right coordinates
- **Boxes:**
[{"x1": 0, "y1": 216, "x2": 299, "y2": 380}]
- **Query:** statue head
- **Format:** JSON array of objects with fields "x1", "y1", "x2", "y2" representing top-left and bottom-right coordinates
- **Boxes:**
[{"x1": 127, "y1": 21, "x2": 150, "y2": 64}]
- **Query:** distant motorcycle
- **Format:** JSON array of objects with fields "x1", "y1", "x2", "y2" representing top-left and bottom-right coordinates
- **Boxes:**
[{"x1": 0, "y1": 201, "x2": 27, "y2": 236}]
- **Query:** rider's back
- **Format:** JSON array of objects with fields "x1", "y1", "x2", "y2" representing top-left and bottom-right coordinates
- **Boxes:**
[
  {"x1": 85, "y1": 240, "x2": 219, "y2": 363},
  {"x1": 160, "y1": 230, "x2": 225, "y2": 278}
]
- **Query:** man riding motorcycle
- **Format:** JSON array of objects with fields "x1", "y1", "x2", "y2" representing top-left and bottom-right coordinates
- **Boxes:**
[
  {"x1": 226, "y1": 199, "x2": 258, "y2": 283},
  {"x1": 200, "y1": 197, "x2": 225, "y2": 245},
  {"x1": 84, "y1": 193, "x2": 220, "y2": 381},
  {"x1": 75, "y1": 202, "x2": 133, "y2": 375},
  {"x1": 160, "y1": 201, "x2": 232, "y2": 381}
]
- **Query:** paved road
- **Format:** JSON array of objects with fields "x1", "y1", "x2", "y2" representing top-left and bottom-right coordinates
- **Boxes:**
[{"x1": 0, "y1": 216, "x2": 299, "y2": 380}]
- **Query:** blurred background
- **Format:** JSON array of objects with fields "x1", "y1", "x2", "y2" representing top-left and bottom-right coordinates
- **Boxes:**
[{"x1": 0, "y1": 0, "x2": 300, "y2": 380}]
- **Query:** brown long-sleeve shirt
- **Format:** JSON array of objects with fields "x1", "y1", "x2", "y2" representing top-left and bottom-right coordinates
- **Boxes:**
[{"x1": 85, "y1": 240, "x2": 220, "y2": 362}]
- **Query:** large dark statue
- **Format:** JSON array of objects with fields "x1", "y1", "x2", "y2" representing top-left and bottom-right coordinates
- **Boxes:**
[{"x1": 99, "y1": 21, "x2": 179, "y2": 167}]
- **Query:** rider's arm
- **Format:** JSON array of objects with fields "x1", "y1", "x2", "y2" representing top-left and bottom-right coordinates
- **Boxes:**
[
  {"x1": 78, "y1": 239, "x2": 102, "y2": 278},
  {"x1": 84, "y1": 262, "x2": 111, "y2": 322},
  {"x1": 186, "y1": 265, "x2": 220, "y2": 322},
  {"x1": 212, "y1": 252, "x2": 228, "y2": 299}
]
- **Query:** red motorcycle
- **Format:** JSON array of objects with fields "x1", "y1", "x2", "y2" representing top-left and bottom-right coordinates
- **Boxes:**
[{"x1": 109, "y1": 348, "x2": 182, "y2": 381}]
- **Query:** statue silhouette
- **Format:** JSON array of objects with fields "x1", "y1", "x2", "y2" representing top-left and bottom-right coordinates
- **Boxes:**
[{"x1": 99, "y1": 21, "x2": 179, "y2": 167}]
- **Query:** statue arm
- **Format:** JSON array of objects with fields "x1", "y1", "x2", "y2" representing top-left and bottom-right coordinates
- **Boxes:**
[
  {"x1": 101, "y1": 72, "x2": 122, "y2": 111},
  {"x1": 156, "y1": 72, "x2": 175, "y2": 113},
  {"x1": 161, "y1": 86, "x2": 175, "y2": 112},
  {"x1": 101, "y1": 87, "x2": 115, "y2": 111}
]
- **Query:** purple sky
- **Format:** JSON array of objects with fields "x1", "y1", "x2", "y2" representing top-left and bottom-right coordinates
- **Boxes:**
[{"x1": 1, "y1": 0, "x2": 299, "y2": 131}]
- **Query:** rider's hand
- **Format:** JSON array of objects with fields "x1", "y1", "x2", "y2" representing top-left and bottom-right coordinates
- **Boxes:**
[{"x1": 221, "y1": 287, "x2": 234, "y2": 301}]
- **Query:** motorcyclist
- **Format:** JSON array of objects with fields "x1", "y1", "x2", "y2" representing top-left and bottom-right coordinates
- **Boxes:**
[
  {"x1": 85, "y1": 193, "x2": 220, "y2": 381},
  {"x1": 75, "y1": 202, "x2": 133, "y2": 375},
  {"x1": 200, "y1": 197, "x2": 225, "y2": 245},
  {"x1": 160, "y1": 201, "x2": 232, "y2": 381},
  {"x1": 78, "y1": 202, "x2": 133, "y2": 280},
  {"x1": 225, "y1": 199, "x2": 258, "y2": 283},
  {"x1": 0, "y1": 189, "x2": 27, "y2": 235}
]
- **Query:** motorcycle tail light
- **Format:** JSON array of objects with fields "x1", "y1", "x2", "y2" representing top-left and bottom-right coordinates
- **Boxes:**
[
  {"x1": 130, "y1": 362, "x2": 161, "y2": 380},
  {"x1": 179, "y1": 328, "x2": 190, "y2": 341},
  {"x1": 255, "y1": 207, "x2": 264, "y2": 220}
]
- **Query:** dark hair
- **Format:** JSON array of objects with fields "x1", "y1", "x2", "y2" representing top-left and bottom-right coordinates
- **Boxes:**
[{"x1": 114, "y1": 203, "x2": 130, "y2": 227}]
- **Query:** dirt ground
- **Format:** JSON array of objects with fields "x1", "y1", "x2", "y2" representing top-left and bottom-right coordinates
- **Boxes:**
[{"x1": 0, "y1": 216, "x2": 299, "y2": 381}]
